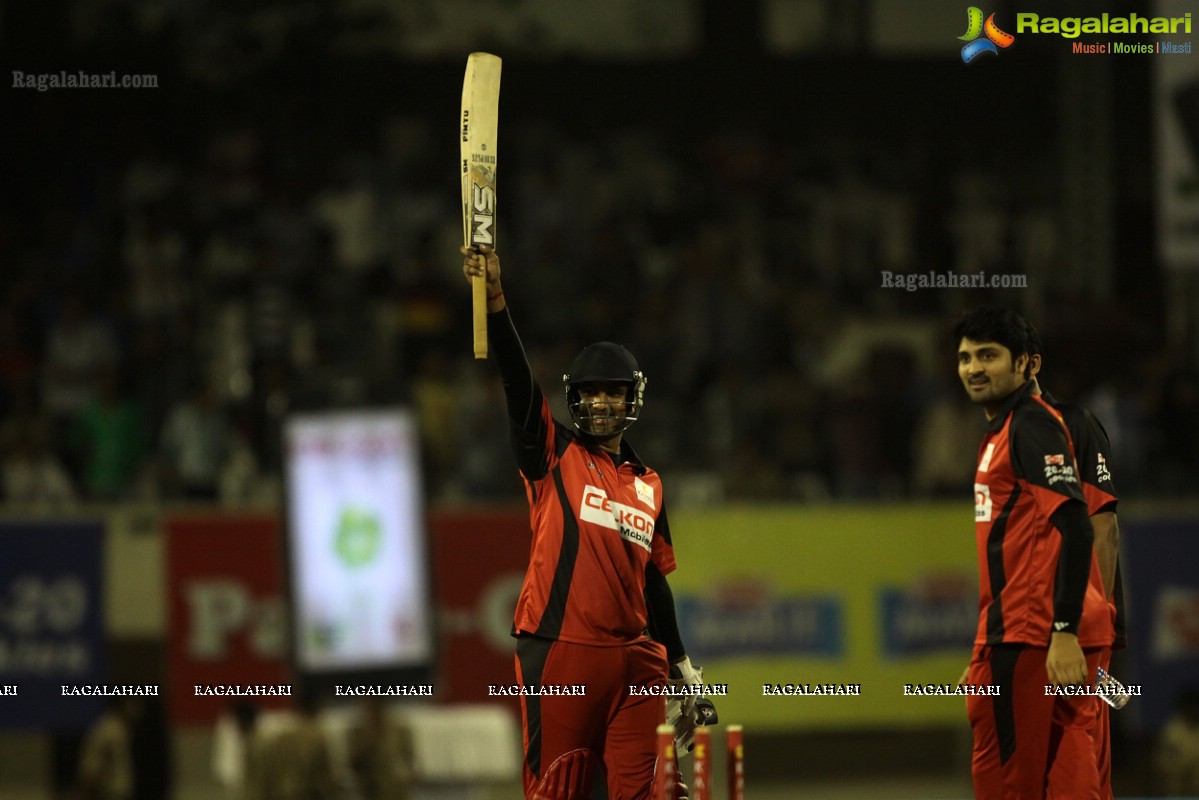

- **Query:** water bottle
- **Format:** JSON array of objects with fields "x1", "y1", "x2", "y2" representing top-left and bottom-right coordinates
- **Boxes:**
[{"x1": 1094, "y1": 666, "x2": 1131, "y2": 710}]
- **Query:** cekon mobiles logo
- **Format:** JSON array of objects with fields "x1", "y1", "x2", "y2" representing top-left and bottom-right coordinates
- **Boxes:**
[
  {"x1": 580, "y1": 485, "x2": 655, "y2": 552},
  {"x1": 959, "y1": 7, "x2": 1015, "y2": 63}
]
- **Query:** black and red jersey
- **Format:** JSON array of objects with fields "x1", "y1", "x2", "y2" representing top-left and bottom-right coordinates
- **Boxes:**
[
  {"x1": 488, "y1": 309, "x2": 676, "y2": 647},
  {"x1": 972, "y1": 382, "x2": 1113, "y2": 648},
  {"x1": 1046, "y1": 395, "x2": 1126, "y2": 649}
]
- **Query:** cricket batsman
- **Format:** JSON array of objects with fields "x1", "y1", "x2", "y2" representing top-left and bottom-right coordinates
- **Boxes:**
[{"x1": 462, "y1": 245, "x2": 709, "y2": 800}]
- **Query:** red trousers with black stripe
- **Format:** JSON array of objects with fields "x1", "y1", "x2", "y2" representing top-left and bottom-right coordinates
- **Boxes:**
[
  {"x1": 968, "y1": 643, "x2": 1103, "y2": 800},
  {"x1": 515, "y1": 635, "x2": 667, "y2": 800}
]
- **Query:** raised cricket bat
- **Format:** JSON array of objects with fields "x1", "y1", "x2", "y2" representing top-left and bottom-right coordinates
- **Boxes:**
[{"x1": 461, "y1": 52, "x2": 502, "y2": 360}]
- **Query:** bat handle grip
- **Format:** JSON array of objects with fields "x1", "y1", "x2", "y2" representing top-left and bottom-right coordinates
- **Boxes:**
[{"x1": 472, "y1": 271, "x2": 488, "y2": 359}]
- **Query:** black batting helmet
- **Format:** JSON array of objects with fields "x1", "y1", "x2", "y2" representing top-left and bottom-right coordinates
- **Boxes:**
[{"x1": 563, "y1": 342, "x2": 646, "y2": 438}]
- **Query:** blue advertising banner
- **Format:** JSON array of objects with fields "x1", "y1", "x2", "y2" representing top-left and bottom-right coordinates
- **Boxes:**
[
  {"x1": 677, "y1": 594, "x2": 844, "y2": 660},
  {"x1": 0, "y1": 520, "x2": 106, "y2": 731},
  {"x1": 880, "y1": 580, "x2": 977, "y2": 657},
  {"x1": 1121, "y1": 518, "x2": 1199, "y2": 733}
]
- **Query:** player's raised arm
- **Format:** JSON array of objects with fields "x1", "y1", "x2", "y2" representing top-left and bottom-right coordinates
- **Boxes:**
[{"x1": 461, "y1": 246, "x2": 552, "y2": 480}]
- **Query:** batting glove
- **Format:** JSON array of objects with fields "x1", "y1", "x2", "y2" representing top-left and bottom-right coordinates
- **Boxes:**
[{"x1": 666, "y1": 656, "x2": 712, "y2": 756}]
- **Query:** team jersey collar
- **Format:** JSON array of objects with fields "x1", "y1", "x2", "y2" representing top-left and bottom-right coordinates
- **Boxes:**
[
  {"x1": 620, "y1": 441, "x2": 647, "y2": 474},
  {"x1": 987, "y1": 379, "x2": 1037, "y2": 433},
  {"x1": 583, "y1": 436, "x2": 647, "y2": 474}
]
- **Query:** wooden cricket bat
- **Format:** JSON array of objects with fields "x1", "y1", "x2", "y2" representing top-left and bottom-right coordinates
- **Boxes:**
[{"x1": 461, "y1": 52, "x2": 502, "y2": 360}]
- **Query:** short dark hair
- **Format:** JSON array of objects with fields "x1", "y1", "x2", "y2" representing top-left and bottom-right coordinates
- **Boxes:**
[
  {"x1": 952, "y1": 306, "x2": 1037, "y2": 378},
  {"x1": 1023, "y1": 318, "x2": 1043, "y2": 357}
]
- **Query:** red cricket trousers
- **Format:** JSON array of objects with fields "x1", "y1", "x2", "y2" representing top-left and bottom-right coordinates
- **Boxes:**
[
  {"x1": 515, "y1": 635, "x2": 667, "y2": 800},
  {"x1": 968, "y1": 643, "x2": 1103, "y2": 800},
  {"x1": 1093, "y1": 648, "x2": 1113, "y2": 800}
]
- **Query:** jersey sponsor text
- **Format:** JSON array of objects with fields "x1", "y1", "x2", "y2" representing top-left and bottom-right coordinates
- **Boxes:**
[
  {"x1": 978, "y1": 443, "x2": 996, "y2": 473},
  {"x1": 975, "y1": 483, "x2": 992, "y2": 522},
  {"x1": 1043, "y1": 463, "x2": 1078, "y2": 486},
  {"x1": 579, "y1": 485, "x2": 655, "y2": 552},
  {"x1": 634, "y1": 476, "x2": 656, "y2": 510}
]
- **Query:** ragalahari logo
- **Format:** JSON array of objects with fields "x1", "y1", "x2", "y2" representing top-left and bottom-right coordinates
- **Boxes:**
[{"x1": 959, "y1": 7, "x2": 1015, "y2": 63}]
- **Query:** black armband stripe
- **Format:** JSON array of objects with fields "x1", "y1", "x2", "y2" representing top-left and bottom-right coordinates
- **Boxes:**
[
  {"x1": 644, "y1": 562, "x2": 685, "y2": 662},
  {"x1": 1049, "y1": 500, "x2": 1093, "y2": 635}
]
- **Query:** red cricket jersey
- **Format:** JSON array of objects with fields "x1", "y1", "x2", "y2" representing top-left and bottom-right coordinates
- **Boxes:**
[
  {"x1": 973, "y1": 383, "x2": 1114, "y2": 648},
  {"x1": 1049, "y1": 396, "x2": 1125, "y2": 649},
  {"x1": 486, "y1": 307, "x2": 676, "y2": 647},
  {"x1": 1051, "y1": 401, "x2": 1118, "y2": 518},
  {"x1": 512, "y1": 393, "x2": 676, "y2": 645}
]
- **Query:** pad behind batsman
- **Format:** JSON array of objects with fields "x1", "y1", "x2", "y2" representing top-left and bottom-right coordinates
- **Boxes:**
[{"x1": 462, "y1": 245, "x2": 705, "y2": 800}]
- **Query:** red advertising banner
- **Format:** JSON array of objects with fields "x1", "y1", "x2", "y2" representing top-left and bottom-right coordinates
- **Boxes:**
[
  {"x1": 166, "y1": 514, "x2": 291, "y2": 724},
  {"x1": 166, "y1": 508, "x2": 530, "y2": 724},
  {"x1": 427, "y1": 508, "x2": 529, "y2": 705}
]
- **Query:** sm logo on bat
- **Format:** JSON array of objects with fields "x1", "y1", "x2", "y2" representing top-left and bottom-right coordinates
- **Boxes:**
[{"x1": 470, "y1": 183, "x2": 495, "y2": 245}]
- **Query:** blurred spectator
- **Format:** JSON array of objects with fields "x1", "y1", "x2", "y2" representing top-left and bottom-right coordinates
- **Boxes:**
[
  {"x1": 128, "y1": 315, "x2": 197, "y2": 436},
  {"x1": 0, "y1": 306, "x2": 38, "y2": 418},
  {"x1": 159, "y1": 378, "x2": 230, "y2": 500},
  {"x1": 1, "y1": 416, "x2": 78, "y2": 509},
  {"x1": 259, "y1": 183, "x2": 319, "y2": 276},
  {"x1": 912, "y1": 375, "x2": 986, "y2": 498},
  {"x1": 123, "y1": 208, "x2": 190, "y2": 323},
  {"x1": 120, "y1": 142, "x2": 182, "y2": 212},
  {"x1": 213, "y1": 702, "x2": 261, "y2": 800},
  {"x1": 412, "y1": 350, "x2": 459, "y2": 498},
  {"x1": 219, "y1": 427, "x2": 269, "y2": 507},
  {"x1": 77, "y1": 697, "x2": 143, "y2": 800},
  {"x1": 130, "y1": 695, "x2": 173, "y2": 800},
  {"x1": 1156, "y1": 686, "x2": 1199, "y2": 796},
  {"x1": 41, "y1": 293, "x2": 119, "y2": 422},
  {"x1": 453, "y1": 372, "x2": 520, "y2": 501},
  {"x1": 249, "y1": 694, "x2": 335, "y2": 800},
  {"x1": 864, "y1": 344, "x2": 924, "y2": 497},
  {"x1": 1157, "y1": 356, "x2": 1199, "y2": 494},
  {"x1": 312, "y1": 161, "x2": 382, "y2": 280},
  {"x1": 69, "y1": 369, "x2": 150, "y2": 500},
  {"x1": 825, "y1": 385, "x2": 877, "y2": 498},
  {"x1": 758, "y1": 366, "x2": 827, "y2": 498},
  {"x1": 349, "y1": 699, "x2": 415, "y2": 800},
  {"x1": 238, "y1": 358, "x2": 291, "y2": 479},
  {"x1": 205, "y1": 129, "x2": 264, "y2": 220},
  {"x1": 246, "y1": 245, "x2": 301, "y2": 368}
]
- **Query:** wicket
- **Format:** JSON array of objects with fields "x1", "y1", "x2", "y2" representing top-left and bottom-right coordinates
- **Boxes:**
[
  {"x1": 693, "y1": 727, "x2": 710, "y2": 800},
  {"x1": 656, "y1": 724, "x2": 677, "y2": 799},
  {"x1": 727, "y1": 724, "x2": 744, "y2": 800},
  {"x1": 657, "y1": 723, "x2": 744, "y2": 800}
]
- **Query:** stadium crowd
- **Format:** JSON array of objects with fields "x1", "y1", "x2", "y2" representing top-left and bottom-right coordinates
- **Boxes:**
[
  {"x1": 3, "y1": 105, "x2": 1194, "y2": 510},
  {"x1": 3, "y1": 0, "x2": 1195, "y2": 508}
]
